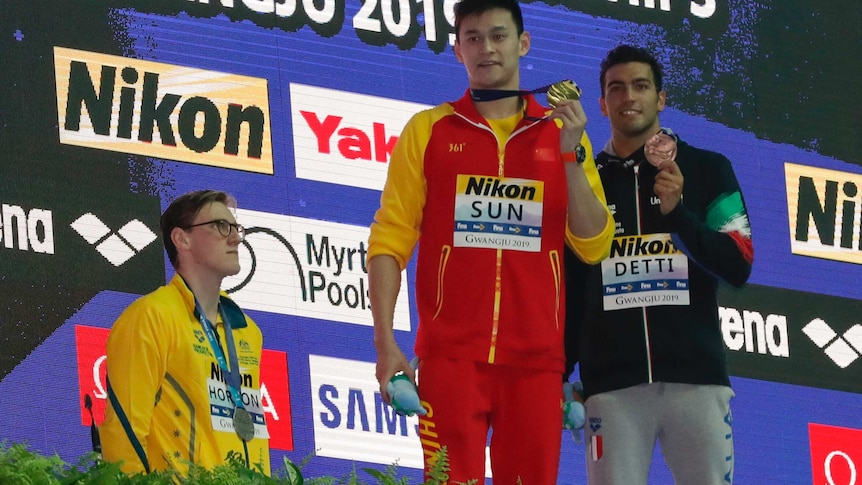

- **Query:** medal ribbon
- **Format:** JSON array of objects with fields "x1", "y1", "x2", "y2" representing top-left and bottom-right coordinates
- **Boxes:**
[
  {"x1": 470, "y1": 82, "x2": 558, "y2": 102},
  {"x1": 193, "y1": 297, "x2": 246, "y2": 412}
]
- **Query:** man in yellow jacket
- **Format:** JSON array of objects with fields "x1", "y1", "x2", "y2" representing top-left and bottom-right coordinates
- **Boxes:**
[{"x1": 100, "y1": 190, "x2": 270, "y2": 476}]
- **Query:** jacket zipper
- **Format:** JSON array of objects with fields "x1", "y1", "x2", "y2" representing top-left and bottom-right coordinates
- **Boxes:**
[
  {"x1": 634, "y1": 164, "x2": 654, "y2": 383},
  {"x1": 456, "y1": 113, "x2": 540, "y2": 364},
  {"x1": 489, "y1": 135, "x2": 507, "y2": 363}
]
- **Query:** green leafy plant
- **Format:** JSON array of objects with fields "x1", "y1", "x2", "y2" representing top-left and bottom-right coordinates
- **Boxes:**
[{"x1": 0, "y1": 441, "x2": 469, "y2": 485}]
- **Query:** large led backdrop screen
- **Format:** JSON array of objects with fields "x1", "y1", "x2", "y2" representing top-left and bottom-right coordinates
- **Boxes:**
[{"x1": 0, "y1": 1, "x2": 860, "y2": 483}]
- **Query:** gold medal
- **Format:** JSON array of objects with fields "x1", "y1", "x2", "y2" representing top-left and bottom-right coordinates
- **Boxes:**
[{"x1": 546, "y1": 80, "x2": 582, "y2": 106}]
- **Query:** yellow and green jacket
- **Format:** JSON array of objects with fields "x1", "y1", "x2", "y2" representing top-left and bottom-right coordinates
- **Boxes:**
[{"x1": 101, "y1": 274, "x2": 270, "y2": 475}]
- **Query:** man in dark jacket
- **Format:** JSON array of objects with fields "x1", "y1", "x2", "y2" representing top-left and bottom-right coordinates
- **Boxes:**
[{"x1": 565, "y1": 44, "x2": 754, "y2": 485}]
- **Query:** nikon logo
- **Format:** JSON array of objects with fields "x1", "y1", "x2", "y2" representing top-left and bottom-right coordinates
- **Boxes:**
[
  {"x1": 54, "y1": 47, "x2": 273, "y2": 174},
  {"x1": 465, "y1": 176, "x2": 538, "y2": 201},
  {"x1": 610, "y1": 235, "x2": 677, "y2": 258},
  {"x1": 785, "y1": 163, "x2": 861, "y2": 264}
]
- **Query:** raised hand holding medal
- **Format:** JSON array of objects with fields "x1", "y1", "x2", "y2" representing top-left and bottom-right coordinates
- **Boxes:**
[
  {"x1": 547, "y1": 80, "x2": 587, "y2": 158},
  {"x1": 645, "y1": 127, "x2": 678, "y2": 170},
  {"x1": 649, "y1": 128, "x2": 684, "y2": 214}
]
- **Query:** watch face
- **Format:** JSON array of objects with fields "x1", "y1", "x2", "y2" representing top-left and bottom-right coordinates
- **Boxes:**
[{"x1": 575, "y1": 144, "x2": 586, "y2": 163}]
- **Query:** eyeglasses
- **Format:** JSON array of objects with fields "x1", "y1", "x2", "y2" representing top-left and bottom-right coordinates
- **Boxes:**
[{"x1": 182, "y1": 219, "x2": 245, "y2": 241}]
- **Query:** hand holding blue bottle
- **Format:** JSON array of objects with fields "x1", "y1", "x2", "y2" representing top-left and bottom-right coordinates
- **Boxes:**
[
  {"x1": 387, "y1": 373, "x2": 427, "y2": 417},
  {"x1": 563, "y1": 381, "x2": 585, "y2": 444},
  {"x1": 563, "y1": 381, "x2": 585, "y2": 429}
]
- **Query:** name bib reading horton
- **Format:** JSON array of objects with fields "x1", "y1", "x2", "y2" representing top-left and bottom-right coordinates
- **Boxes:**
[
  {"x1": 454, "y1": 175, "x2": 543, "y2": 252},
  {"x1": 601, "y1": 233, "x2": 690, "y2": 310}
]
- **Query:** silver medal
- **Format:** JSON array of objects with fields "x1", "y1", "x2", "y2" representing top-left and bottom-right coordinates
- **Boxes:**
[{"x1": 232, "y1": 407, "x2": 255, "y2": 441}]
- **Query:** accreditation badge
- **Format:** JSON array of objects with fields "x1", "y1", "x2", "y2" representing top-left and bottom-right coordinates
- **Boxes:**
[
  {"x1": 208, "y1": 379, "x2": 271, "y2": 439},
  {"x1": 453, "y1": 174, "x2": 544, "y2": 252},
  {"x1": 600, "y1": 233, "x2": 690, "y2": 310}
]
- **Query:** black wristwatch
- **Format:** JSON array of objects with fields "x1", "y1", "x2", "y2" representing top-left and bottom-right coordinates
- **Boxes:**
[
  {"x1": 562, "y1": 143, "x2": 587, "y2": 164},
  {"x1": 574, "y1": 143, "x2": 586, "y2": 164}
]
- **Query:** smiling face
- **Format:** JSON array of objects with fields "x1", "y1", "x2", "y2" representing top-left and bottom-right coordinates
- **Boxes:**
[
  {"x1": 600, "y1": 61, "x2": 666, "y2": 149},
  {"x1": 454, "y1": 7, "x2": 529, "y2": 91}
]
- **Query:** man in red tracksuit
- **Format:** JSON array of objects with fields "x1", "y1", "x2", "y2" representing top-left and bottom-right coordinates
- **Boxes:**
[{"x1": 367, "y1": 0, "x2": 614, "y2": 482}]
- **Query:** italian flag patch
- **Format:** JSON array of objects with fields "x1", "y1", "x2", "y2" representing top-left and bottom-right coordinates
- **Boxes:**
[
  {"x1": 706, "y1": 191, "x2": 753, "y2": 264},
  {"x1": 591, "y1": 435, "x2": 604, "y2": 461}
]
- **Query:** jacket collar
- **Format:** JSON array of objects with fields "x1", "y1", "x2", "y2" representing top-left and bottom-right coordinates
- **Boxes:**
[
  {"x1": 170, "y1": 274, "x2": 249, "y2": 329},
  {"x1": 451, "y1": 88, "x2": 548, "y2": 126}
]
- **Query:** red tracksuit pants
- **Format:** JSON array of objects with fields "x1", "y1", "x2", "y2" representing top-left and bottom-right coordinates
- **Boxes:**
[{"x1": 417, "y1": 357, "x2": 562, "y2": 484}]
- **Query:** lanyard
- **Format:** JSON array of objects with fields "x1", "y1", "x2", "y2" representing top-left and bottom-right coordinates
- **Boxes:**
[
  {"x1": 470, "y1": 79, "x2": 580, "y2": 103},
  {"x1": 470, "y1": 82, "x2": 558, "y2": 102},
  {"x1": 193, "y1": 297, "x2": 245, "y2": 411}
]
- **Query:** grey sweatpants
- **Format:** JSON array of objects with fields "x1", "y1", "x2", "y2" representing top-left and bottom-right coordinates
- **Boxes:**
[{"x1": 584, "y1": 382, "x2": 734, "y2": 485}]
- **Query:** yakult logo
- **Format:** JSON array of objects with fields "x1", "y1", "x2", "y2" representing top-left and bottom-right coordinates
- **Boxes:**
[
  {"x1": 223, "y1": 209, "x2": 412, "y2": 330},
  {"x1": 290, "y1": 83, "x2": 429, "y2": 190},
  {"x1": 810, "y1": 423, "x2": 862, "y2": 485},
  {"x1": 74, "y1": 325, "x2": 294, "y2": 450},
  {"x1": 54, "y1": 47, "x2": 273, "y2": 174}
]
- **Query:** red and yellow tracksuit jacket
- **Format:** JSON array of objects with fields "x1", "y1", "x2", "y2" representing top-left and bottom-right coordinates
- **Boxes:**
[{"x1": 369, "y1": 90, "x2": 614, "y2": 372}]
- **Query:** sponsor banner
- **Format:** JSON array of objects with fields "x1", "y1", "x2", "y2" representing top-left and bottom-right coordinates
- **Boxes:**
[
  {"x1": 785, "y1": 163, "x2": 862, "y2": 265},
  {"x1": 54, "y1": 47, "x2": 273, "y2": 174},
  {"x1": 224, "y1": 209, "x2": 412, "y2": 331},
  {"x1": 110, "y1": 1, "x2": 728, "y2": 51},
  {"x1": 290, "y1": 83, "x2": 429, "y2": 190},
  {"x1": 0, "y1": 191, "x2": 162, "y2": 293},
  {"x1": 309, "y1": 355, "x2": 423, "y2": 468},
  {"x1": 308, "y1": 355, "x2": 493, "y2": 476},
  {"x1": 809, "y1": 423, "x2": 862, "y2": 485},
  {"x1": 719, "y1": 284, "x2": 862, "y2": 394},
  {"x1": 74, "y1": 325, "x2": 294, "y2": 450},
  {"x1": 0, "y1": 184, "x2": 162, "y2": 379}
]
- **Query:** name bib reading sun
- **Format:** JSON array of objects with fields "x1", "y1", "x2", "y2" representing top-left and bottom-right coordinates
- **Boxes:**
[
  {"x1": 454, "y1": 175, "x2": 543, "y2": 252},
  {"x1": 601, "y1": 233, "x2": 690, "y2": 310}
]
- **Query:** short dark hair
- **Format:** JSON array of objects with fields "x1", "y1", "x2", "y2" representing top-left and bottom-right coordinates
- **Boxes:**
[
  {"x1": 599, "y1": 44, "x2": 664, "y2": 96},
  {"x1": 160, "y1": 190, "x2": 235, "y2": 268},
  {"x1": 454, "y1": 0, "x2": 524, "y2": 40}
]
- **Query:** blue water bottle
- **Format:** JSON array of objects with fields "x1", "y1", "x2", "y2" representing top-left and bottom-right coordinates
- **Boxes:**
[
  {"x1": 387, "y1": 373, "x2": 427, "y2": 417},
  {"x1": 563, "y1": 381, "x2": 585, "y2": 444}
]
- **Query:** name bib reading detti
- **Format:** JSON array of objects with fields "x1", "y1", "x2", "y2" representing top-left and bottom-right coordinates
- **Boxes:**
[{"x1": 601, "y1": 233, "x2": 690, "y2": 310}]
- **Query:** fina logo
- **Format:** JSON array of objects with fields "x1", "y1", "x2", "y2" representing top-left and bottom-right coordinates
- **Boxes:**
[
  {"x1": 70, "y1": 213, "x2": 157, "y2": 266},
  {"x1": 802, "y1": 318, "x2": 862, "y2": 369}
]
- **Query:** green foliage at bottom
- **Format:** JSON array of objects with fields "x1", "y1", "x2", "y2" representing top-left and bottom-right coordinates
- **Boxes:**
[{"x1": 0, "y1": 441, "x2": 462, "y2": 485}]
